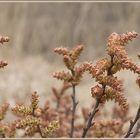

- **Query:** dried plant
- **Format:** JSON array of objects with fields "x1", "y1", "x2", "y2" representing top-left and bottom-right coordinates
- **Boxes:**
[
  {"x1": 0, "y1": 35, "x2": 9, "y2": 68},
  {"x1": 0, "y1": 36, "x2": 16, "y2": 138},
  {"x1": 81, "y1": 31, "x2": 140, "y2": 137},
  {"x1": 0, "y1": 103, "x2": 16, "y2": 138},
  {"x1": 53, "y1": 45, "x2": 86, "y2": 137},
  {"x1": 1, "y1": 32, "x2": 140, "y2": 138},
  {"x1": 52, "y1": 82, "x2": 72, "y2": 109},
  {"x1": 12, "y1": 91, "x2": 59, "y2": 138}
]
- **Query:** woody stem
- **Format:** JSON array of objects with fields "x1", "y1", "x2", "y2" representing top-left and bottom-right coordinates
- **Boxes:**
[{"x1": 70, "y1": 70, "x2": 78, "y2": 138}]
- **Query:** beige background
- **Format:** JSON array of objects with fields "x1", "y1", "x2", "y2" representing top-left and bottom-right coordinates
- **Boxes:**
[{"x1": 0, "y1": 3, "x2": 140, "y2": 116}]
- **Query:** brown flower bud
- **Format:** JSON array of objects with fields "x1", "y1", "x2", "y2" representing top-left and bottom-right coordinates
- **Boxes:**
[
  {"x1": 105, "y1": 87, "x2": 129, "y2": 111},
  {"x1": 70, "y1": 45, "x2": 84, "y2": 61},
  {"x1": 31, "y1": 91, "x2": 39, "y2": 109},
  {"x1": 96, "y1": 75, "x2": 123, "y2": 92},
  {"x1": 0, "y1": 35, "x2": 9, "y2": 44},
  {"x1": 12, "y1": 105, "x2": 32, "y2": 116},
  {"x1": 107, "y1": 31, "x2": 138, "y2": 47},
  {"x1": 53, "y1": 71, "x2": 72, "y2": 82},
  {"x1": 34, "y1": 108, "x2": 42, "y2": 117},
  {"x1": 94, "y1": 58, "x2": 111, "y2": 76},
  {"x1": 63, "y1": 55, "x2": 74, "y2": 70},
  {"x1": 54, "y1": 47, "x2": 69, "y2": 56},
  {"x1": 0, "y1": 60, "x2": 8, "y2": 68},
  {"x1": 91, "y1": 85, "x2": 103, "y2": 99}
]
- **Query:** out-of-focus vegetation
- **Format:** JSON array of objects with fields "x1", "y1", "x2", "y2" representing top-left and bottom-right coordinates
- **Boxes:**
[
  {"x1": 0, "y1": 3, "x2": 140, "y2": 59},
  {"x1": 0, "y1": 3, "x2": 140, "y2": 113},
  {"x1": 1, "y1": 31, "x2": 140, "y2": 138}
]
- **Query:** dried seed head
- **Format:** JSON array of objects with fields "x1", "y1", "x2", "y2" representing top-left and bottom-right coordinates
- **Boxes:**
[
  {"x1": 54, "y1": 47, "x2": 69, "y2": 56},
  {"x1": 91, "y1": 85, "x2": 103, "y2": 99},
  {"x1": 63, "y1": 55, "x2": 74, "y2": 70},
  {"x1": 107, "y1": 31, "x2": 138, "y2": 47},
  {"x1": 104, "y1": 87, "x2": 129, "y2": 111},
  {"x1": 42, "y1": 120, "x2": 59, "y2": 138},
  {"x1": 70, "y1": 45, "x2": 84, "y2": 61},
  {"x1": 25, "y1": 125, "x2": 38, "y2": 136},
  {"x1": 83, "y1": 61, "x2": 95, "y2": 77},
  {"x1": 93, "y1": 119, "x2": 123, "y2": 137},
  {"x1": 94, "y1": 58, "x2": 111, "y2": 76},
  {"x1": 34, "y1": 108, "x2": 42, "y2": 117},
  {"x1": 53, "y1": 71, "x2": 72, "y2": 82},
  {"x1": 106, "y1": 31, "x2": 140, "y2": 74},
  {"x1": 31, "y1": 91, "x2": 39, "y2": 109},
  {"x1": 96, "y1": 75, "x2": 123, "y2": 92},
  {"x1": 16, "y1": 116, "x2": 40, "y2": 128},
  {"x1": 12, "y1": 105, "x2": 32, "y2": 116}
]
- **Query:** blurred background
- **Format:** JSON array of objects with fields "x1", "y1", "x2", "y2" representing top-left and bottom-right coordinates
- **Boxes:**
[{"x1": 0, "y1": 3, "x2": 140, "y2": 115}]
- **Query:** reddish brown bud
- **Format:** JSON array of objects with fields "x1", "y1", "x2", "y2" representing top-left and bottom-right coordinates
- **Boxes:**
[
  {"x1": 54, "y1": 47, "x2": 69, "y2": 56},
  {"x1": 0, "y1": 60, "x2": 8, "y2": 68},
  {"x1": 0, "y1": 35, "x2": 9, "y2": 44},
  {"x1": 91, "y1": 85, "x2": 103, "y2": 99}
]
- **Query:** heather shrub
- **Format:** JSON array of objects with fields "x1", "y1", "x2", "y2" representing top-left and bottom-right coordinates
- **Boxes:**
[{"x1": 0, "y1": 32, "x2": 140, "y2": 138}]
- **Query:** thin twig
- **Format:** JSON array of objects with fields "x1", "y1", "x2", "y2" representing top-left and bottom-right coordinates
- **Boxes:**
[
  {"x1": 82, "y1": 98, "x2": 100, "y2": 138},
  {"x1": 70, "y1": 70, "x2": 78, "y2": 138},
  {"x1": 1, "y1": 134, "x2": 5, "y2": 138},
  {"x1": 124, "y1": 105, "x2": 140, "y2": 138},
  {"x1": 131, "y1": 122, "x2": 140, "y2": 138},
  {"x1": 56, "y1": 97, "x2": 60, "y2": 109},
  {"x1": 37, "y1": 125, "x2": 44, "y2": 138},
  {"x1": 107, "y1": 55, "x2": 114, "y2": 76}
]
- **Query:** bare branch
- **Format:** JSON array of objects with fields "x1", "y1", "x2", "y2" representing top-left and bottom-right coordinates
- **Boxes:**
[{"x1": 124, "y1": 105, "x2": 140, "y2": 138}]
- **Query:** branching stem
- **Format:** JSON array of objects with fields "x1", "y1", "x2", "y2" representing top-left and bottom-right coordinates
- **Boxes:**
[
  {"x1": 131, "y1": 122, "x2": 140, "y2": 138},
  {"x1": 70, "y1": 70, "x2": 78, "y2": 138},
  {"x1": 81, "y1": 55, "x2": 114, "y2": 138},
  {"x1": 125, "y1": 105, "x2": 140, "y2": 138},
  {"x1": 56, "y1": 97, "x2": 60, "y2": 109},
  {"x1": 82, "y1": 98, "x2": 100, "y2": 138}
]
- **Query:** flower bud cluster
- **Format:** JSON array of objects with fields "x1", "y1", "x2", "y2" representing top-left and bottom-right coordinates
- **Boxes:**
[
  {"x1": 54, "y1": 47, "x2": 69, "y2": 56},
  {"x1": 107, "y1": 31, "x2": 137, "y2": 47},
  {"x1": 92, "y1": 119, "x2": 123, "y2": 137},
  {"x1": 104, "y1": 88, "x2": 129, "y2": 111},
  {"x1": 25, "y1": 125, "x2": 38, "y2": 136},
  {"x1": 0, "y1": 103, "x2": 9, "y2": 120},
  {"x1": 91, "y1": 85, "x2": 103, "y2": 99},
  {"x1": 16, "y1": 116, "x2": 40, "y2": 128},
  {"x1": 12, "y1": 105, "x2": 32, "y2": 117},
  {"x1": 53, "y1": 45, "x2": 86, "y2": 85},
  {"x1": 31, "y1": 91, "x2": 39, "y2": 109},
  {"x1": 11, "y1": 92, "x2": 59, "y2": 138},
  {"x1": 96, "y1": 75, "x2": 123, "y2": 92},
  {"x1": 53, "y1": 71, "x2": 72, "y2": 82},
  {"x1": 54, "y1": 45, "x2": 83, "y2": 70},
  {"x1": 41, "y1": 121, "x2": 59, "y2": 137},
  {"x1": 107, "y1": 31, "x2": 140, "y2": 74},
  {"x1": 0, "y1": 122, "x2": 16, "y2": 138},
  {"x1": 86, "y1": 31, "x2": 139, "y2": 112}
]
